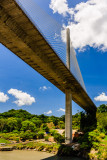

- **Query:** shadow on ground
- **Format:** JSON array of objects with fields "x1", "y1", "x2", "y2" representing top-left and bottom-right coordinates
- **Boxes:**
[{"x1": 41, "y1": 155, "x2": 84, "y2": 160}]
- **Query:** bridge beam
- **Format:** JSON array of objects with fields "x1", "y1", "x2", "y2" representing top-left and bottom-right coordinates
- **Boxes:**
[{"x1": 65, "y1": 89, "x2": 72, "y2": 144}]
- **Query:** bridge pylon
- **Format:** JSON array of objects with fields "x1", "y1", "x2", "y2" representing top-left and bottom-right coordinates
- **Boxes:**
[
  {"x1": 65, "y1": 89, "x2": 72, "y2": 144},
  {"x1": 65, "y1": 28, "x2": 72, "y2": 144}
]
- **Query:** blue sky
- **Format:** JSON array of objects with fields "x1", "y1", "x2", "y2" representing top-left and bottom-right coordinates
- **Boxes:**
[{"x1": 0, "y1": 0, "x2": 107, "y2": 116}]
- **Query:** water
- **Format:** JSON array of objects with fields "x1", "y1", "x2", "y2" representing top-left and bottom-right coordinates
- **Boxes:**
[{"x1": 0, "y1": 150, "x2": 83, "y2": 160}]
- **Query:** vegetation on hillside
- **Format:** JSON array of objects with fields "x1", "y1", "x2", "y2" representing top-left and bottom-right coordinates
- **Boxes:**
[
  {"x1": 0, "y1": 109, "x2": 65, "y2": 143},
  {"x1": 78, "y1": 104, "x2": 107, "y2": 159},
  {"x1": 0, "y1": 104, "x2": 107, "y2": 159},
  {"x1": 0, "y1": 109, "x2": 80, "y2": 135}
]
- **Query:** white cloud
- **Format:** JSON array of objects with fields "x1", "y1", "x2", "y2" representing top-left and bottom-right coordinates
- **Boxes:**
[
  {"x1": 49, "y1": 0, "x2": 72, "y2": 17},
  {"x1": 57, "y1": 108, "x2": 65, "y2": 112},
  {"x1": 39, "y1": 86, "x2": 51, "y2": 91},
  {"x1": 0, "y1": 92, "x2": 9, "y2": 103},
  {"x1": 94, "y1": 92, "x2": 107, "y2": 101},
  {"x1": 8, "y1": 89, "x2": 35, "y2": 106},
  {"x1": 44, "y1": 110, "x2": 52, "y2": 115},
  {"x1": 50, "y1": 0, "x2": 107, "y2": 51}
]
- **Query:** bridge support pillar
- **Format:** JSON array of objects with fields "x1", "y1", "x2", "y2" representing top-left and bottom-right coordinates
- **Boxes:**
[{"x1": 65, "y1": 89, "x2": 72, "y2": 144}]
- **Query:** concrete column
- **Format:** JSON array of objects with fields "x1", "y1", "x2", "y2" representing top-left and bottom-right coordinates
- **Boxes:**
[
  {"x1": 65, "y1": 89, "x2": 72, "y2": 144},
  {"x1": 65, "y1": 28, "x2": 72, "y2": 144}
]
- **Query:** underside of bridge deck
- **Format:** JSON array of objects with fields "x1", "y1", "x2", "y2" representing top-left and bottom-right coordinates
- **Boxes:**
[{"x1": 0, "y1": 0, "x2": 96, "y2": 113}]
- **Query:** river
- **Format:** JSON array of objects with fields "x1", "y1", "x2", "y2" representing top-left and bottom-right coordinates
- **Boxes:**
[{"x1": 0, "y1": 150, "x2": 84, "y2": 160}]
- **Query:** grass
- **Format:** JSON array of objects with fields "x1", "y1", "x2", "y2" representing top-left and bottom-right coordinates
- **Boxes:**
[
  {"x1": 104, "y1": 136, "x2": 107, "y2": 141},
  {"x1": 0, "y1": 138, "x2": 10, "y2": 144},
  {"x1": 12, "y1": 141, "x2": 60, "y2": 153}
]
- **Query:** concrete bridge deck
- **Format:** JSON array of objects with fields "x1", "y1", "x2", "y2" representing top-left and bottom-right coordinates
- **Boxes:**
[{"x1": 0, "y1": 0, "x2": 96, "y2": 113}]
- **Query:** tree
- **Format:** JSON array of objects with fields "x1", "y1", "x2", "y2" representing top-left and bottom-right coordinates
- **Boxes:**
[
  {"x1": 21, "y1": 120, "x2": 36, "y2": 132},
  {"x1": 42, "y1": 124, "x2": 49, "y2": 132},
  {"x1": 0, "y1": 118, "x2": 7, "y2": 132},
  {"x1": 7, "y1": 117, "x2": 17, "y2": 132},
  {"x1": 60, "y1": 115, "x2": 65, "y2": 122},
  {"x1": 31, "y1": 117, "x2": 42, "y2": 128},
  {"x1": 97, "y1": 104, "x2": 107, "y2": 113},
  {"x1": 58, "y1": 121, "x2": 65, "y2": 129},
  {"x1": 38, "y1": 114, "x2": 48, "y2": 123}
]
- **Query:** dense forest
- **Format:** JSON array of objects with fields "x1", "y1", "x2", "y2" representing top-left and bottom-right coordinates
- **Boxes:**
[
  {"x1": 0, "y1": 104, "x2": 107, "y2": 159},
  {"x1": 0, "y1": 108, "x2": 80, "y2": 143},
  {"x1": 0, "y1": 109, "x2": 81, "y2": 133}
]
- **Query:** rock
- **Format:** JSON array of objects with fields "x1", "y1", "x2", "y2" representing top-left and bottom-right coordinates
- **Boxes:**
[
  {"x1": 72, "y1": 143, "x2": 80, "y2": 151},
  {"x1": 33, "y1": 148, "x2": 37, "y2": 151},
  {"x1": 28, "y1": 148, "x2": 31, "y2": 150},
  {"x1": 0, "y1": 143, "x2": 6, "y2": 146},
  {"x1": 42, "y1": 148, "x2": 47, "y2": 152},
  {"x1": 48, "y1": 137, "x2": 54, "y2": 142},
  {"x1": 0, "y1": 147, "x2": 13, "y2": 151}
]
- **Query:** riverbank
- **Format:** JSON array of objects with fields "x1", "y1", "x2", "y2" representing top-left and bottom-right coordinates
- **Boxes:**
[
  {"x1": 0, "y1": 141, "x2": 59, "y2": 153},
  {"x1": 0, "y1": 141, "x2": 88, "y2": 159}
]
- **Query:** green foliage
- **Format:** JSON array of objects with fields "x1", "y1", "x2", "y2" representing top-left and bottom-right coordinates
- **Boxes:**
[
  {"x1": 7, "y1": 117, "x2": 17, "y2": 132},
  {"x1": 50, "y1": 116, "x2": 59, "y2": 126},
  {"x1": 50, "y1": 129, "x2": 58, "y2": 136},
  {"x1": 0, "y1": 118, "x2": 7, "y2": 132},
  {"x1": 20, "y1": 131, "x2": 36, "y2": 141},
  {"x1": 0, "y1": 109, "x2": 66, "y2": 144},
  {"x1": 44, "y1": 135, "x2": 49, "y2": 141},
  {"x1": 80, "y1": 142, "x2": 89, "y2": 149},
  {"x1": 37, "y1": 131, "x2": 44, "y2": 139},
  {"x1": 0, "y1": 138, "x2": 10, "y2": 144},
  {"x1": 37, "y1": 114, "x2": 48, "y2": 123},
  {"x1": 1, "y1": 106, "x2": 107, "y2": 159},
  {"x1": 53, "y1": 133, "x2": 64, "y2": 143},
  {"x1": 42, "y1": 124, "x2": 49, "y2": 132},
  {"x1": 57, "y1": 145, "x2": 73, "y2": 156},
  {"x1": 79, "y1": 129, "x2": 106, "y2": 150},
  {"x1": 0, "y1": 109, "x2": 33, "y2": 120},
  {"x1": 0, "y1": 132, "x2": 19, "y2": 141},
  {"x1": 31, "y1": 117, "x2": 42, "y2": 128},
  {"x1": 14, "y1": 142, "x2": 60, "y2": 153},
  {"x1": 97, "y1": 146, "x2": 107, "y2": 159},
  {"x1": 89, "y1": 147, "x2": 107, "y2": 160},
  {"x1": 97, "y1": 112, "x2": 107, "y2": 133},
  {"x1": 21, "y1": 120, "x2": 36, "y2": 132},
  {"x1": 58, "y1": 121, "x2": 65, "y2": 129},
  {"x1": 88, "y1": 129, "x2": 103, "y2": 143},
  {"x1": 97, "y1": 104, "x2": 107, "y2": 113},
  {"x1": 72, "y1": 112, "x2": 81, "y2": 129}
]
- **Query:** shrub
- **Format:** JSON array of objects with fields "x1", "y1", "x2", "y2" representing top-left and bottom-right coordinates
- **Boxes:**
[
  {"x1": 42, "y1": 124, "x2": 49, "y2": 132},
  {"x1": 57, "y1": 145, "x2": 73, "y2": 156},
  {"x1": 16, "y1": 143, "x2": 25, "y2": 150},
  {"x1": 53, "y1": 133, "x2": 64, "y2": 143},
  {"x1": 0, "y1": 138, "x2": 10, "y2": 144},
  {"x1": 80, "y1": 142, "x2": 89, "y2": 149},
  {"x1": 37, "y1": 131, "x2": 44, "y2": 139},
  {"x1": 15, "y1": 137, "x2": 20, "y2": 143},
  {"x1": 50, "y1": 129, "x2": 58, "y2": 136},
  {"x1": 20, "y1": 131, "x2": 36, "y2": 141},
  {"x1": 12, "y1": 130, "x2": 19, "y2": 133},
  {"x1": 58, "y1": 121, "x2": 65, "y2": 129},
  {"x1": 88, "y1": 129, "x2": 101, "y2": 143},
  {"x1": 44, "y1": 135, "x2": 49, "y2": 141}
]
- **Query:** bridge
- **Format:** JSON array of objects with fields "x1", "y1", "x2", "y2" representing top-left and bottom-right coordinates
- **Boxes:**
[{"x1": 0, "y1": 0, "x2": 96, "y2": 144}]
